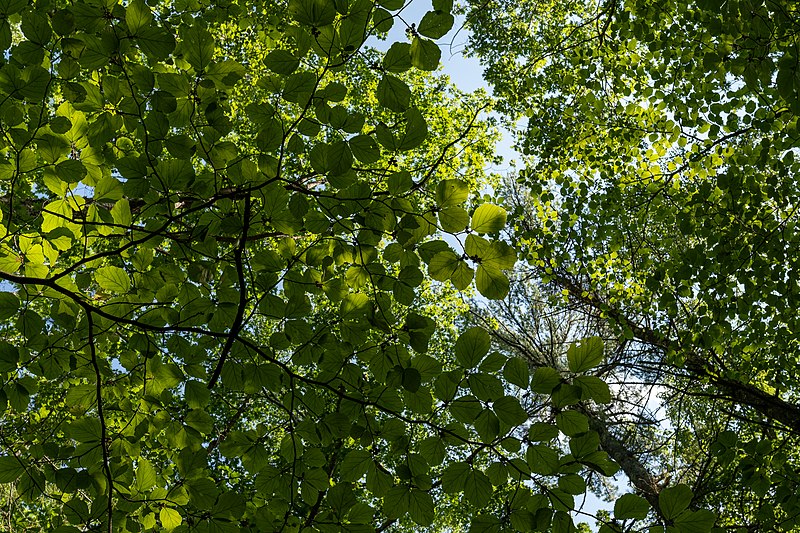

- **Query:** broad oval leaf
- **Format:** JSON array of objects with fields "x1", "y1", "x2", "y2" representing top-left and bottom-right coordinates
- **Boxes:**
[
  {"x1": 377, "y1": 75, "x2": 411, "y2": 112},
  {"x1": 614, "y1": 493, "x2": 651, "y2": 520},
  {"x1": 95, "y1": 266, "x2": 131, "y2": 293},
  {"x1": 471, "y1": 203, "x2": 507, "y2": 234},
  {"x1": 455, "y1": 327, "x2": 491, "y2": 368},
  {"x1": 566, "y1": 336, "x2": 604, "y2": 373}
]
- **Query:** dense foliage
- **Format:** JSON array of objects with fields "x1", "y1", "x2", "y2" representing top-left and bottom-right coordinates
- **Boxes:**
[
  {"x1": 0, "y1": 0, "x2": 797, "y2": 532},
  {"x1": 463, "y1": 0, "x2": 800, "y2": 530}
]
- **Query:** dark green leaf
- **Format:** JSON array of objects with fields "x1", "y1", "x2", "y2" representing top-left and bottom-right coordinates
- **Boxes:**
[
  {"x1": 349, "y1": 134, "x2": 381, "y2": 163},
  {"x1": 673, "y1": 509, "x2": 717, "y2": 533},
  {"x1": 614, "y1": 493, "x2": 651, "y2": 520},
  {"x1": 290, "y1": 0, "x2": 337, "y2": 26},
  {"x1": 418, "y1": 10, "x2": 455, "y2": 39},
  {"x1": 526, "y1": 444, "x2": 559, "y2": 475},
  {"x1": 436, "y1": 179, "x2": 469, "y2": 207},
  {"x1": 0, "y1": 292, "x2": 19, "y2": 320},
  {"x1": 0, "y1": 456, "x2": 25, "y2": 483},
  {"x1": 264, "y1": 50, "x2": 300, "y2": 75},
  {"x1": 555, "y1": 411, "x2": 589, "y2": 436},
  {"x1": 531, "y1": 367, "x2": 561, "y2": 394},
  {"x1": 455, "y1": 327, "x2": 491, "y2": 368},
  {"x1": 410, "y1": 37, "x2": 441, "y2": 71},
  {"x1": 383, "y1": 42, "x2": 412, "y2": 72},
  {"x1": 493, "y1": 396, "x2": 528, "y2": 426},
  {"x1": 574, "y1": 376, "x2": 611, "y2": 404},
  {"x1": 659, "y1": 484, "x2": 693, "y2": 520},
  {"x1": 377, "y1": 75, "x2": 411, "y2": 112},
  {"x1": 475, "y1": 265, "x2": 509, "y2": 299},
  {"x1": 502, "y1": 357, "x2": 530, "y2": 388}
]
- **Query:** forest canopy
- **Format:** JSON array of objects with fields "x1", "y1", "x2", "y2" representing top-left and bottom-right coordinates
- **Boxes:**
[{"x1": 0, "y1": 0, "x2": 797, "y2": 532}]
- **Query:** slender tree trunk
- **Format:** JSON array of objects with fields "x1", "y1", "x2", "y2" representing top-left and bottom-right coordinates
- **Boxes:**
[{"x1": 558, "y1": 274, "x2": 800, "y2": 435}]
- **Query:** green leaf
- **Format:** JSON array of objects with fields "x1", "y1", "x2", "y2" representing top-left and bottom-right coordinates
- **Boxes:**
[
  {"x1": 65, "y1": 384, "x2": 96, "y2": 410},
  {"x1": 264, "y1": 50, "x2": 300, "y2": 75},
  {"x1": 134, "y1": 459, "x2": 157, "y2": 492},
  {"x1": 340, "y1": 450, "x2": 372, "y2": 482},
  {"x1": 493, "y1": 395, "x2": 528, "y2": 426},
  {"x1": 551, "y1": 384, "x2": 582, "y2": 408},
  {"x1": 555, "y1": 411, "x2": 589, "y2": 436},
  {"x1": 659, "y1": 484, "x2": 693, "y2": 520},
  {"x1": 284, "y1": 72, "x2": 317, "y2": 105},
  {"x1": 436, "y1": 179, "x2": 469, "y2": 207},
  {"x1": 480, "y1": 241, "x2": 516, "y2": 270},
  {"x1": 137, "y1": 26, "x2": 176, "y2": 60},
  {"x1": 0, "y1": 341, "x2": 19, "y2": 373},
  {"x1": 181, "y1": 25, "x2": 215, "y2": 71},
  {"x1": 341, "y1": 293, "x2": 370, "y2": 318},
  {"x1": 450, "y1": 261, "x2": 475, "y2": 290},
  {"x1": 402, "y1": 367, "x2": 422, "y2": 392},
  {"x1": 67, "y1": 418, "x2": 102, "y2": 443},
  {"x1": 0, "y1": 292, "x2": 19, "y2": 320},
  {"x1": 429, "y1": 251, "x2": 473, "y2": 289},
  {"x1": 475, "y1": 265, "x2": 509, "y2": 299},
  {"x1": 387, "y1": 170, "x2": 413, "y2": 194},
  {"x1": 409, "y1": 489, "x2": 434, "y2": 526},
  {"x1": 289, "y1": 0, "x2": 337, "y2": 26},
  {"x1": 526, "y1": 444, "x2": 559, "y2": 475},
  {"x1": 468, "y1": 373, "x2": 504, "y2": 401},
  {"x1": 0, "y1": 0, "x2": 26, "y2": 16},
  {"x1": 528, "y1": 422, "x2": 559, "y2": 442},
  {"x1": 397, "y1": 107, "x2": 428, "y2": 151},
  {"x1": 574, "y1": 376, "x2": 611, "y2": 404},
  {"x1": 410, "y1": 37, "x2": 441, "y2": 71},
  {"x1": 349, "y1": 134, "x2": 381, "y2": 163},
  {"x1": 21, "y1": 12, "x2": 52, "y2": 44},
  {"x1": 185, "y1": 409, "x2": 214, "y2": 434},
  {"x1": 159, "y1": 507, "x2": 182, "y2": 531},
  {"x1": 464, "y1": 470, "x2": 492, "y2": 507},
  {"x1": 55, "y1": 160, "x2": 87, "y2": 183},
  {"x1": 373, "y1": 8, "x2": 394, "y2": 32},
  {"x1": 328, "y1": 141, "x2": 354, "y2": 175},
  {"x1": 442, "y1": 462, "x2": 469, "y2": 493},
  {"x1": 95, "y1": 266, "x2": 131, "y2": 293},
  {"x1": 455, "y1": 327, "x2": 491, "y2": 368},
  {"x1": 383, "y1": 42, "x2": 412, "y2": 72},
  {"x1": 449, "y1": 395, "x2": 481, "y2": 422},
  {"x1": 428, "y1": 250, "x2": 457, "y2": 280},
  {"x1": 384, "y1": 485, "x2": 411, "y2": 519},
  {"x1": 531, "y1": 367, "x2": 561, "y2": 394},
  {"x1": 558, "y1": 474, "x2": 586, "y2": 495},
  {"x1": 111, "y1": 199, "x2": 132, "y2": 227},
  {"x1": 126, "y1": 0, "x2": 153, "y2": 35},
  {"x1": 566, "y1": 337, "x2": 604, "y2": 373},
  {"x1": 94, "y1": 176, "x2": 123, "y2": 202},
  {"x1": 439, "y1": 207, "x2": 469, "y2": 233},
  {"x1": 502, "y1": 357, "x2": 530, "y2": 388},
  {"x1": 673, "y1": 509, "x2": 717, "y2": 533},
  {"x1": 471, "y1": 204, "x2": 507, "y2": 234},
  {"x1": 377, "y1": 75, "x2": 411, "y2": 112},
  {"x1": 614, "y1": 493, "x2": 651, "y2": 520},
  {"x1": 418, "y1": 10, "x2": 455, "y2": 39},
  {"x1": 0, "y1": 456, "x2": 24, "y2": 483},
  {"x1": 569, "y1": 432, "x2": 601, "y2": 460}
]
